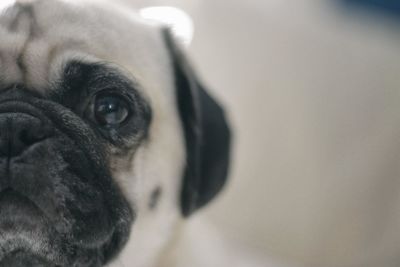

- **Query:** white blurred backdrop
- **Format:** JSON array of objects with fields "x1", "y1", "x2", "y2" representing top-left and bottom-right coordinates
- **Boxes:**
[{"x1": 117, "y1": 1, "x2": 400, "y2": 266}]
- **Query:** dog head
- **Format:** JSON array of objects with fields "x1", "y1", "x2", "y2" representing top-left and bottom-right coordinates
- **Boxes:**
[{"x1": 0, "y1": 0, "x2": 231, "y2": 266}]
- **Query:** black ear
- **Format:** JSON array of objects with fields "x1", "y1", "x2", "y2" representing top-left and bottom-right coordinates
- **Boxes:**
[{"x1": 162, "y1": 29, "x2": 232, "y2": 217}]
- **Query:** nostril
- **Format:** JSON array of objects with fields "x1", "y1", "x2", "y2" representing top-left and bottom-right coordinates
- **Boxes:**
[
  {"x1": 19, "y1": 129, "x2": 37, "y2": 146},
  {"x1": 19, "y1": 126, "x2": 49, "y2": 146}
]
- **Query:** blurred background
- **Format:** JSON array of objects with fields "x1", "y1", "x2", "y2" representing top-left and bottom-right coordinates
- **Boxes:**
[{"x1": 123, "y1": 1, "x2": 400, "y2": 266}]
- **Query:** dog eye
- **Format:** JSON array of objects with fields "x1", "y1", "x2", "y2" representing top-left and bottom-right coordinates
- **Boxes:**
[{"x1": 94, "y1": 93, "x2": 130, "y2": 126}]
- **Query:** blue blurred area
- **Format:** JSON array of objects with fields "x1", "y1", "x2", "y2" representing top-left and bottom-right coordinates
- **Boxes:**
[{"x1": 342, "y1": 0, "x2": 400, "y2": 17}]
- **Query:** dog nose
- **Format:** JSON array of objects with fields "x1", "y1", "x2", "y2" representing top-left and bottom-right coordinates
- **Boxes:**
[{"x1": 0, "y1": 113, "x2": 53, "y2": 157}]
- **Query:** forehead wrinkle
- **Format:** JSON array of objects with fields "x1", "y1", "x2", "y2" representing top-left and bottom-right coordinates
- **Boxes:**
[
  {"x1": 3, "y1": 3, "x2": 40, "y2": 86},
  {"x1": 2, "y1": 3, "x2": 86, "y2": 92},
  {"x1": 45, "y1": 41, "x2": 88, "y2": 85},
  {"x1": 8, "y1": 4, "x2": 37, "y2": 34}
]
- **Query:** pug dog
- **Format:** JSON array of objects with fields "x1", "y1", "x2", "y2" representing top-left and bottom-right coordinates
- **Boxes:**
[{"x1": 0, "y1": 0, "x2": 237, "y2": 266}]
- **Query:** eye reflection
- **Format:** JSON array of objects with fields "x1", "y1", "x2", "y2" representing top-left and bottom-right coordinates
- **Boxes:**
[{"x1": 94, "y1": 94, "x2": 130, "y2": 127}]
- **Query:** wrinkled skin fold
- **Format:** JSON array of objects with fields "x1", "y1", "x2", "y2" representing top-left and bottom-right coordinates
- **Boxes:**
[{"x1": 0, "y1": 89, "x2": 133, "y2": 266}]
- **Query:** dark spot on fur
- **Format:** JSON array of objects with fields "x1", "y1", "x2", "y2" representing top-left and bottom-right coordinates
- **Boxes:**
[{"x1": 149, "y1": 186, "x2": 162, "y2": 210}]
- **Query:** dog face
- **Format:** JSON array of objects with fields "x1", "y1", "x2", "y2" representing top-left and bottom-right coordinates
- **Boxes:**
[{"x1": 0, "y1": 0, "x2": 231, "y2": 266}]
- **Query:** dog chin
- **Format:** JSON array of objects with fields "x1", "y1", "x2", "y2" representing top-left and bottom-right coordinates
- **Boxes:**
[
  {"x1": 0, "y1": 189, "x2": 102, "y2": 267},
  {"x1": 0, "y1": 251, "x2": 57, "y2": 267},
  {"x1": 0, "y1": 190, "x2": 60, "y2": 265}
]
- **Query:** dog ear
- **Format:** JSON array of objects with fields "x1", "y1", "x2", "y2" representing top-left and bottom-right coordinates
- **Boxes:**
[{"x1": 162, "y1": 28, "x2": 232, "y2": 217}]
